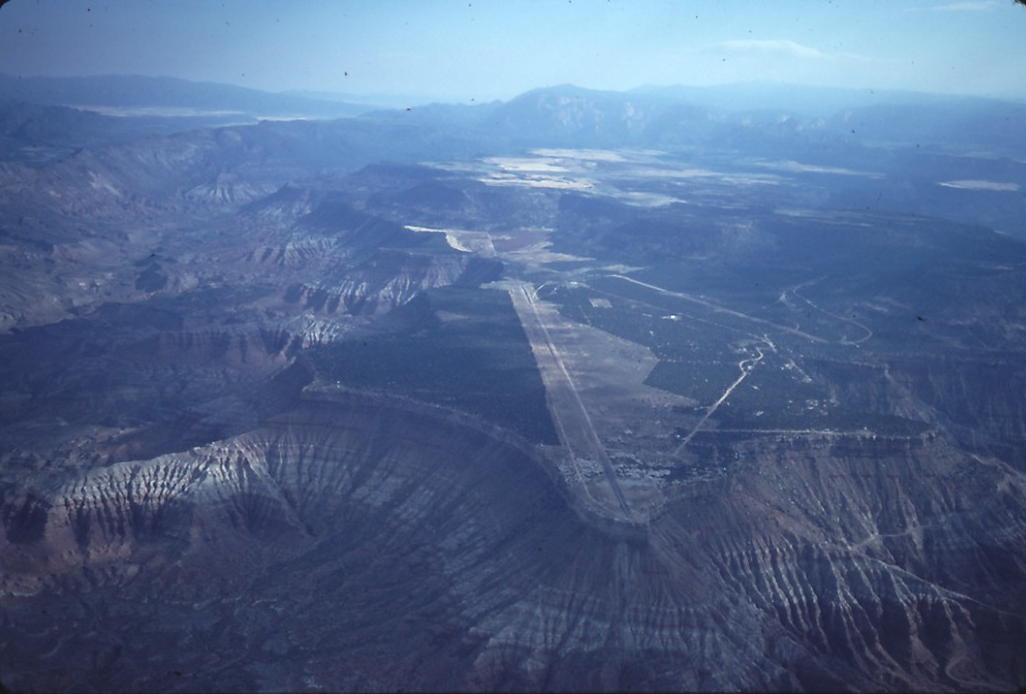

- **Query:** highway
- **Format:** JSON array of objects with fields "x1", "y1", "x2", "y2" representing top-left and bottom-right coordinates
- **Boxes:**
[
  {"x1": 608, "y1": 274, "x2": 829, "y2": 344},
  {"x1": 790, "y1": 282, "x2": 873, "y2": 345}
]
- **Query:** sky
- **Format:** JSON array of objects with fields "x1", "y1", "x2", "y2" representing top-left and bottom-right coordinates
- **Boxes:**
[{"x1": 1, "y1": 0, "x2": 1024, "y2": 102}]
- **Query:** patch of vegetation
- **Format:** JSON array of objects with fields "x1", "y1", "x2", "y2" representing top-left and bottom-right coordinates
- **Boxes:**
[
  {"x1": 712, "y1": 396, "x2": 930, "y2": 436},
  {"x1": 307, "y1": 286, "x2": 559, "y2": 445},
  {"x1": 545, "y1": 279, "x2": 932, "y2": 438},
  {"x1": 644, "y1": 360, "x2": 741, "y2": 403},
  {"x1": 547, "y1": 283, "x2": 740, "y2": 361}
]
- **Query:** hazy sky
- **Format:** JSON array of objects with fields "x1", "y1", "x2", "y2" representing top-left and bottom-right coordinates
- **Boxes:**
[{"x1": 1, "y1": 0, "x2": 1024, "y2": 101}]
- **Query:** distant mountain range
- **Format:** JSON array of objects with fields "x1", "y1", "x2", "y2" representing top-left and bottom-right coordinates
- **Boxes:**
[
  {"x1": 1, "y1": 76, "x2": 1023, "y2": 224},
  {"x1": 0, "y1": 76, "x2": 1021, "y2": 229},
  {"x1": 630, "y1": 81, "x2": 1026, "y2": 116},
  {"x1": 4, "y1": 73, "x2": 1023, "y2": 132},
  {"x1": 0, "y1": 74, "x2": 371, "y2": 119},
  {"x1": 363, "y1": 82, "x2": 1026, "y2": 161}
]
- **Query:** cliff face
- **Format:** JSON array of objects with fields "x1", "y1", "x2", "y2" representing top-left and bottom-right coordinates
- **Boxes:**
[{"x1": 3, "y1": 394, "x2": 1023, "y2": 692}]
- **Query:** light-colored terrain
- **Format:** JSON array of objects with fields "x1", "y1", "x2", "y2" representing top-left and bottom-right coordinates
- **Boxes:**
[{"x1": 508, "y1": 280, "x2": 633, "y2": 519}]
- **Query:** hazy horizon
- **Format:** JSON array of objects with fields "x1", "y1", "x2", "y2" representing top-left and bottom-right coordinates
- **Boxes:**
[{"x1": 1, "y1": 0, "x2": 1025, "y2": 104}]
